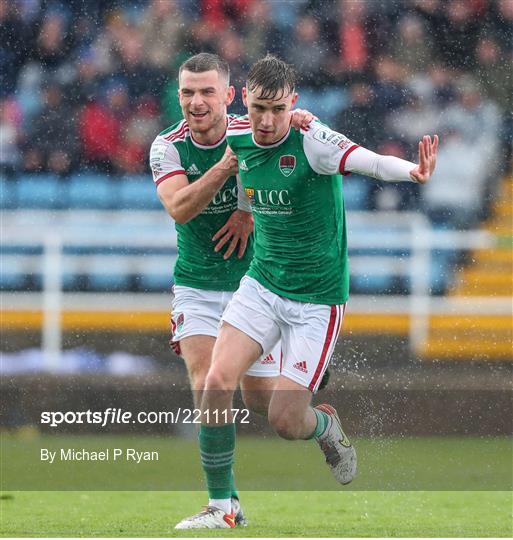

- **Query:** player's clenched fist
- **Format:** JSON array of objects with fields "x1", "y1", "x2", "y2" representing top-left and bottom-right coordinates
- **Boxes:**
[
  {"x1": 215, "y1": 145, "x2": 239, "y2": 176},
  {"x1": 409, "y1": 134, "x2": 439, "y2": 184}
]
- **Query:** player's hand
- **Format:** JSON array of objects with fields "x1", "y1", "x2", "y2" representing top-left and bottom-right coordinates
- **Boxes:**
[
  {"x1": 409, "y1": 135, "x2": 439, "y2": 184},
  {"x1": 290, "y1": 108, "x2": 316, "y2": 131},
  {"x1": 212, "y1": 209, "x2": 254, "y2": 259},
  {"x1": 216, "y1": 146, "x2": 239, "y2": 177}
]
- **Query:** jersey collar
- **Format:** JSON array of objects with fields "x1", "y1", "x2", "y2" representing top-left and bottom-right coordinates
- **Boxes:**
[
  {"x1": 190, "y1": 117, "x2": 228, "y2": 149},
  {"x1": 252, "y1": 126, "x2": 292, "y2": 149}
]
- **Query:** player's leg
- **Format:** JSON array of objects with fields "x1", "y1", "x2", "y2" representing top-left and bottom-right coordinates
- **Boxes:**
[
  {"x1": 240, "y1": 375, "x2": 277, "y2": 415},
  {"x1": 176, "y1": 277, "x2": 279, "y2": 529},
  {"x1": 170, "y1": 287, "x2": 244, "y2": 524},
  {"x1": 267, "y1": 375, "x2": 317, "y2": 439},
  {"x1": 268, "y1": 301, "x2": 356, "y2": 484},
  {"x1": 178, "y1": 335, "x2": 216, "y2": 408},
  {"x1": 175, "y1": 323, "x2": 262, "y2": 529},
  {"x1": 240, "y1": 341, "x2": 281, "y2": 414}
]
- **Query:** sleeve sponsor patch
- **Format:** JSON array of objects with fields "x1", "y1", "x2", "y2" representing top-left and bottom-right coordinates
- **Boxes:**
[
  {"x1": 150, "y1": 141, "x2": 167, "y2": 175},
  {"x1": 338, "y1": 137, "x2": 353, "y2": 151},
  {"x1": 150, "y1": 142, "x2": 167, "y2": 174},
  {"x1": 313, "y1": 128, "x2": 351, "y2": 150}
]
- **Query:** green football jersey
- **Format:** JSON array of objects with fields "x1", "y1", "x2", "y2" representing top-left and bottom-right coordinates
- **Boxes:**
[
  {"x1": 227, "y1": 117, "x2": 359, "y2": 305},
  {"x1": 149, "y1": 117, "x2": 253, "y2": 291}
]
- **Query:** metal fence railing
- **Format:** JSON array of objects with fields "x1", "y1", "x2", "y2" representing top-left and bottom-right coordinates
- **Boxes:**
[{"x1": 2, "y1": 210, "x2": 511, "y2": 368}]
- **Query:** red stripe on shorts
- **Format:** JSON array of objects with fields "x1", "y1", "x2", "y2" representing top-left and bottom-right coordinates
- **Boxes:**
[{"x1": 309, "y1": 305, "x2": 337, "y2": 391}]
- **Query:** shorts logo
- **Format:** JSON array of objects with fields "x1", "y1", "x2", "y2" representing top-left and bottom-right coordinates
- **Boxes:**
[
  {"x1": 176, "y1": 313, "x2": 185, "y2": 332},
  {"x1": 279, "y1": 155, "x2": 295, "y2": 177},
  {"x1": 244, "y1": 187, "x2": 255, "y2": 203},
  {"x1": 261, "y1": 354, "x2": 276, "y2": 365},
  {"x1": 293, "y1": 360, "x2": 308, "y2": 373}
]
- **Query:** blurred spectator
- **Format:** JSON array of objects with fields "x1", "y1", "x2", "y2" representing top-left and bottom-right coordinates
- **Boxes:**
[
  {"x1": 387, "y1": 87, "x2": 440, "y2": 149},
  {"x1": 438, "y1": 76, "x2": 501, "y2": 164},
  {"x1": 336, "y1": 0, "x2": 369, "y2": 76},
  {"x1": 436, "y1": 0, "x2": 481, "y2": 70},
  {"x1": 139, "y1": 0, "x2": 185, "y2": 71},
  {"x1": 286, "y1": 15, "x2": 329, "y2": 87},
  {"x1": 78, "y1": 81, "x2": 128, "y2": 173},
  {"x1": 392, "y1": 14, "x2": 434, "y2": 75},
  {"x1": 241, "y1": 2, "x2": 278, "y2": 64},
  {"x1": 116, "y1": 97, "x2": 160, "y2": 174},
  {"x1": 22, "y1": 82, "x2": 78, "y2": 176},
  {"x1": 0, "y1": 97, "x2": 22, "y2": 177},
  {"x1": 215, "y1": 29, "x2": 248, "y2": 113},
  {"x1": 422, "y1": 130, "x2": 486, "y2": 229},
  {"x1": 200, "y1": 0, "x2": 255, "y2": 30},
  {"x1": 335, "y1": 82, "x2": 383, "y2": 148},
  {"x1": 112, "y1": 25, "x2": 167, "y2": 99},
  {"x1": 34, "y1": 13, "x2": 71, "y2": 69},
  {"x1": 490, "y1": 0, "x2": 513, "y2": 53},
  {"x1": 475, "y1": 37, "x2": 512, "y2": 114},
  {"x1": 0, "y1": 1, "x2": 28, "y2": 96},
  {"x1": 0, "y1": 0, "x2": 507, "y2": 220},
  {"x1": 372, "y1": 57, "x2": 410, "y2": 113}
]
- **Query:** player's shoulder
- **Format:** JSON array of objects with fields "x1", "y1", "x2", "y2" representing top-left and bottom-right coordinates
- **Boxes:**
[
  {"x1": 154, "y1": 119, "x2": 190, "y2": 145},
  {"x1": 300, "y1": 118, "x2": 331, "y2": 137},
  {"x1": 227, "y1": 115, "x2": 252, "y2": 137},
  {"x1": 301, "y1": 118, "x2": 352, "y2": 148}
]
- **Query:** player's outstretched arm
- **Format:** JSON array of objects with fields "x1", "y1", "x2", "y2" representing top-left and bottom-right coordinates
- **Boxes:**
[
  {"x1": 409, "y1": 135, "x2": 439, "y2": 184},
  {"x1": 302, "y1": 121, "x2": 439, "y2": 184},
  {"x1": 212, "y1": 209, "x2": 254, "y2": 259},
  {"x1": 342, "y1": 134, "x2": 440, "y2": 183}
]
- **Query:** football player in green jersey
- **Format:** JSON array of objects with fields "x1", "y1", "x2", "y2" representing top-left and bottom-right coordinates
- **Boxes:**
[
  {"x1": 176, "y1": 55, "x2": 438, "y2": 529},
  {"x1": 150, "y1": 53, "x2": 315, "y2": 528}
]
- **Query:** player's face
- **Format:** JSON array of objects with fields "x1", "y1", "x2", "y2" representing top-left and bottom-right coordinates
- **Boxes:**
[
  {"x1": 243, "y1": 86, "x2": 298, "y2": 144},
  {"x1": 178, "y1": 69, "x2": 234, "y2": 134}
]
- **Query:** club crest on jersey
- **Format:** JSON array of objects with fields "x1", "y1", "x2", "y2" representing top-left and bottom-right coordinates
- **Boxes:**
[
  {"x1": 279, "y1": 155, "x2": 295, "y2": 177},
  {"x1": 244, "y1": 187, "x2": 255, "y2": 204}
]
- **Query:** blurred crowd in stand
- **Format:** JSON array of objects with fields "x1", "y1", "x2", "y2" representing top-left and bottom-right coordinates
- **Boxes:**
[{"x1": 1, "y1": 0, "x2": 512, "y2": 228}]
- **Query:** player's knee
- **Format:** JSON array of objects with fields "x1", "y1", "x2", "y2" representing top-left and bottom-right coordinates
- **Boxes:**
[
  {"x1": 187, "y1": 365, "x2": 208, "y2": 392},
  {"x1": 204, "y1": 366, "x2": 235, "y2": 392},
  {"x1": 268, "y1": 408, "x2": 301, "y2": 440}
]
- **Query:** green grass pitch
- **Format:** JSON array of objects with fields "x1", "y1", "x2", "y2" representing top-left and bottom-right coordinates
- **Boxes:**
[
  {"x1": 1, "y1": 490, "x2": 511, "y2": 537},
  {"x1": 1, "y1": 434, "x2": 512, "y2": 537}
]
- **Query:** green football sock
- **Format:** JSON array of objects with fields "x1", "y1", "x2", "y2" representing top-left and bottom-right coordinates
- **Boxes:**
[
  {"x1": 199, "y1": 424, "x2": 235, "y2": 500},
  {"x1": 307, "y1": 408, "x2": 330, "y2": 439},
  {"x1": 230, "y1": 469, "x2": 239, "y2": 499}
]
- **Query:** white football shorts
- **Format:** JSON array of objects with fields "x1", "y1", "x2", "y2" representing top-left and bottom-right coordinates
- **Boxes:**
[
  {"x1": 221, "y1": 276, "x2": 345, "y2": 392},
  {"x1": 171, "y1": 284, "x2": 280, "y2": 377}
]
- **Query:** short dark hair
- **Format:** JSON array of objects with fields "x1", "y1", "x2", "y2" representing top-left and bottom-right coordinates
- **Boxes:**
[
  {"x1": 247, "y1": 54, "x2": 296, "y2": 100},
  {"x1": 179, "y1": 53, "x2": 230, "y2": 83}
]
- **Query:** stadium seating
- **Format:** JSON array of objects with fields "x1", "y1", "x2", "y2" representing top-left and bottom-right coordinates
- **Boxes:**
[
  {"x1": 342, "y1": 176, "x2": 372, "y2": 211},
  {"x1": 16, "y1": 174, "x2": 61, "y2": 209},
  {"x1": 0, "y1": 176, "x2": 16, "y2": 209},
  {"x1": 422, "y1": 176, "x2": 513, "y2": 359},
  {"x1": 1, "y1": 172, "x2": 467, "y2": 296},
  {"x1": 118, "y1": 175, "x2": 161, "y2": 210},
  {"x1": 67, "y1": 173, "x2": 116, "y2": 209}
]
